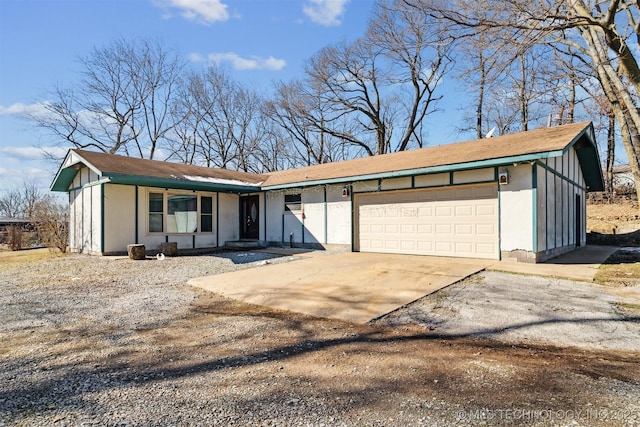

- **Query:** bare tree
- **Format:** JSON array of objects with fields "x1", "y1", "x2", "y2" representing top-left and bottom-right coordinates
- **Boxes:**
[
  {"x1": 295, "y1": 0, "x2": 452, "y2": 157},
  {"x1": 166, "y1": 65, "x2": 272, "y2": 172},
  {"x1": 0, "y1": 180, "x2": 44, "y2": 219},
  {"x1": 32, "y1": 195, "x2": 69, "y2": 254},
  {"x1": 33, "y1": 39, "x2": 185, "y2": 160},
  {"x1": 0, "y1": 187, "x2": 25, "y2": 219},
  {"x1": 407, "y1": 0, "x2": 640, "y2": 200},
  {"x1": 265, "y1": 80, "x2": 348, "y2": 166}
]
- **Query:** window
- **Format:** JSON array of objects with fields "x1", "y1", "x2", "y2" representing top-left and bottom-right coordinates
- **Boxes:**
[
  {"x1": 284, "y1": 193, "x2": 301, "y2": 212},
  {"x1": 148, "y1": 192, "x2": 214, "y2": 234},
  {"x1": 201, "y1": 196, "x2": 213, "y2": 232},
  {"x1": 149, "y1": 193, "x2": 164, "y2": 232},
  {"x1": 167, "y1": 194, "x2": 197, "y2": 233}
]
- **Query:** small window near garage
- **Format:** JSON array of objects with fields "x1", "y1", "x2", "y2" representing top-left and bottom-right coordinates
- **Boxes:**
[
  {"x1": 284, "y1": 193, "x2": 301, "y2": 212},
  {"x1": 149, "y1": 193, "x2": 164, "y2": 233},
  {"x1": 201, "y1": 196, "x2": 213, "y2": 232}
]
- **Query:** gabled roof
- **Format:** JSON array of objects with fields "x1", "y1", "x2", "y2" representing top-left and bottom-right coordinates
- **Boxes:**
[
  {"x1": 51, "y1": 149, "x2": 266, "y2": 192},
  {"x1": 262, "y1": 121, "x2": 604, "y2": 191},
  {"x1": 51, "y1": 121, "x2": 605, "y2": 193}
]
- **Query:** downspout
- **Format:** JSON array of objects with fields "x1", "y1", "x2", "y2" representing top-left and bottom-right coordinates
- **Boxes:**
[
  {"x1": 100, "y1": 183, "x2": 105, "y2": 254},
  {"x1": 496, "y1": 168, "x2": 502, "y2": 260},
  {"x1": 532, "y1": 164, "x2": 538, "y2": 254},
  {"x1": 324, "y1": 186, "x2": 328, "y2": 244},
  {"x1": 134, "y1": 186, "x2": 139, "y2": 244},
  {"x1": 216, "y1": 193, "x2": 220, "y2": 247}
]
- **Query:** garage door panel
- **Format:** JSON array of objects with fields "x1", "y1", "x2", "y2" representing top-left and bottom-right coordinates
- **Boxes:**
[
  {"x1": 455, "y1": 224, "x2": 473, "y2": 235},
  {"x1": 476, "y1": 243, "x2": 497, "y2": 256},
  {"x1": 417, "y1": 224, "x2": 433, "y2": 233},
  {"x1": 400, "y1": 240, "x2": 415, "y2": 250},
  {"x1": 476, "y1": 223, "x2": 496, "y2": 235},
  {"x1": 455, "y1": 242, "x2": 473, "y2": 253},
  {"x1": 401, "y1": 224, "x2": 415, "y2": 234},
  {"x1": 435, "y1": 206, "x2": 452, "y2": 216},
  {"x1": 476, "y1": 204, "x2": 496, "y2": 216},
  {"x1": 418, "y1": 207, "x2": 434, "y2": 217},
  {"x1": 455, "y1": 205, "x2": 473, "y2": 216},
  {"x1": 435, "y1": 224, "x2": 452, "y2": 234},
  {"x1": 356, "y1": 184, "x2": 498, "y2": 259}
]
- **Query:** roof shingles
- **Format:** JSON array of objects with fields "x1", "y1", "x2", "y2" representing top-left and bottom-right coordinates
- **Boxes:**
[
  {"x1": 54, "y1": 121, "x2": 600, "y2": 192},
  {"x1": 262, "y1": 121, "x2": 592, "y2": 187}
]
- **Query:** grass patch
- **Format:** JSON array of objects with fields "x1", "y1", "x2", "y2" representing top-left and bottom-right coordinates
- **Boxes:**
[
  {"x1": 594, "y1": 249, "x2": 640, "y2": 285},
  {"x1": 616, "y1": 302, "x2": 640, "y2": 312},
  {"x1": 0, "y1": 247, "x2": 62, "y2": 270}
]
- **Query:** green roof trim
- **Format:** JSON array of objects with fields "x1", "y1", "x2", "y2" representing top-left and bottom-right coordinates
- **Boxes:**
[
  {"x1": 561, "y1": 123, "x2": 604, "y2": 191},
  {"x1": 260, "y1": 150, "x2": 565, "y2": 190},
  {"x1": 51, "y1": 122, "x2": 605, "y2": 194},
  {"x1": 105, "y1": 174, "x2": 260, "y2": 193},
  {"x1": 50, "y1": 167, "x2": 79, "y2": 192}
]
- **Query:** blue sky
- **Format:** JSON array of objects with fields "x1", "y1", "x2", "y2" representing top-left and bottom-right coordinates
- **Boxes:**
[{"x1": 0, "y1": 0, "x2": 468, "y2": 191}]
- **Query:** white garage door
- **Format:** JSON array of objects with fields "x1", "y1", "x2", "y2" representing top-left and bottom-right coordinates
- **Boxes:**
[{"x1": 356, "y1": 184, "x2": 499, "y2": 259}]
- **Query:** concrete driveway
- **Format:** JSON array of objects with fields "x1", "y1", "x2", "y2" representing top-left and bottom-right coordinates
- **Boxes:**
[{"x1": 189, "y1": 252, "x2": 492, "y2": 323}]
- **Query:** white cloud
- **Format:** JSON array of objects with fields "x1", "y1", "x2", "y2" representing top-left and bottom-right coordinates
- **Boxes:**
[
  {"x1": 0, "y1": 166, "x2": 53, "y2": 189},
  {"x1": 207, "y1": 52, "x2": 286, "y2": 71},
  {"x1": 154, "y1": 0, "x2": 229, "y2": 24},
  {"x1": 303, "y1": 0, "x2": 349, "y2": 26},
  {"x1": 0, "y1": 102, "x2": 49, "y2": 118},
  {"x1": 187, "y1": 52, "x2": 206, "y2": 63},
  {"x1": 1, "y1": 146, "x2": 68, "y2": 161}
]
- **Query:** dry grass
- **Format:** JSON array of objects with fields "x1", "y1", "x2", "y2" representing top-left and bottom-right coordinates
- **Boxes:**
[
  {"x1": 587, "y1": 199, "x2": 640, "y2": 233},
  {"x1": 594, "y1": 249, "x2": 640, "y2": 286},
  {"x1": 0, "y1": 246, "x2": 62, "y2": 270}
]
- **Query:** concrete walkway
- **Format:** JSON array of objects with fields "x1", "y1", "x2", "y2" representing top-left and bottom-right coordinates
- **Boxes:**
[
  {"x1": 488, "y1": 245, "x2": 619, "y2": 282},
  {"x1": 189, "y1": 246, "x2": 620, "y2": 324}
]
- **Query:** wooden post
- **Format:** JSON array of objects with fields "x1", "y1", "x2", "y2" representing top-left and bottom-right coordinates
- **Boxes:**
[
  {"x1": 127, "y1": 244, "x2": 146, "y2": 260},
  {"x1": 160, "y1": 242, "x2": 178, "y2": 257}
]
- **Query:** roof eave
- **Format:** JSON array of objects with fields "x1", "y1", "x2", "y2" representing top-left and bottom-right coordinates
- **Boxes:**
[
  {"x1": 106, "y1": 174, "x2": 261, "y2": 193},
  {"x1": 562, "y1": 122, "x2": 605, "y2": 191},
  {"x1": 50, "y1": 149, "x2": 107, "y2": 192},
  {"x1": 261, "y1": 151, "x2": 564, "y2": 190}
]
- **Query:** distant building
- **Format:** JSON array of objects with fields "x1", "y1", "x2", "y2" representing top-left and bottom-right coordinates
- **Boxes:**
[{"x1": 612, "y1": 165, "x2": 634, "y2": 189}]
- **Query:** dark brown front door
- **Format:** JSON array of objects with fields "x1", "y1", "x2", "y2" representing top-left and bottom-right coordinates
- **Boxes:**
[{"x1": 241, "y1": 195, "x2": 259, "y2": 240}]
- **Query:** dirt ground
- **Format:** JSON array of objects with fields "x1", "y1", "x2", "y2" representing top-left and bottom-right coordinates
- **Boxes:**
[
  {"x1": 588, "y1": 199, "x2": 640, "y2": 234},
  {"x1": 1, "y1": 249, "x2": 639, "y2": 426},
  {"x1": 2, "y1": 198, "x2": 640, "y2": 425}
]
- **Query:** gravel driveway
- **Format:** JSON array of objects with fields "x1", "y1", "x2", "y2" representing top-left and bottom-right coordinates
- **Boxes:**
[
  {"x1": 1, "y1": 251, "x2": 639, "y2": 426},
  {"x1": 378, "y1": 271, "x2": 640, "y2": 351}
]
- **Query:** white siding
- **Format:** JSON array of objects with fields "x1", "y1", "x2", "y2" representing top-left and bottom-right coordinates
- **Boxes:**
[
  {"x1": 265, "y1": 192, "x2": 284, "y2": 242},
  {"x1": 302, "y1": 188, "x2": 325, "y2": 244},
  {"x1": 103, "y1": 184, "x2": 135, "y2": 253},
  {"x1": 264, "y1": 186, "x2": 351, "y2": 246},
  {"x1": 68, "y1": 167, "x2": 103, "y2": 254},
  {"x1": 499, "y1": 165, "x2": 534, "y2": 252},
  {"x1": 414, "y1": 173, "x2": 449, "y2": 188},
  {"x1": 380, "y1": 177, "x2": 411, "y2": 191},
  {"x1": 326, "y1": 186, "x2": 351, "y2": 245},
  {"x1": 218, "y1": 193, "x2": 239, "y2": 244},
  {"x1": 536, "y1": 164, "x2": 547, "y2": 251},
  {"x1": 453, "y1": 168, "x2": 494, "y2": 184},
  {"x1": 536, "y1": 148, "x2": 587, "y2": 255},
  {"x1": 352, "y1": 180, "x2": 379, "y2": 193}
]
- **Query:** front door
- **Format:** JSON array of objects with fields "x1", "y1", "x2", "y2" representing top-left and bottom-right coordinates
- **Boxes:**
[{"x1": 241, "y1": 195, "x2": 260, "y2": 240}]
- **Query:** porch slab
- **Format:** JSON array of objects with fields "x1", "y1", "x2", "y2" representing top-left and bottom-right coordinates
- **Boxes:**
[{"x1": 189, "y1": 252, "x2": 492, "y2": 323}]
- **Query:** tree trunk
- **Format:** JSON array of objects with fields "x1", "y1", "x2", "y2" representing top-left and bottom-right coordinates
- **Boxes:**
[{"x1": 606, "y1": 113, "x2": 615, "y2": 200}]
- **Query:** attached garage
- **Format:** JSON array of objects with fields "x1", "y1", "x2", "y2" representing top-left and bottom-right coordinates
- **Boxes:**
[{"x1": 355, "y1": 184, "x2": 499, "y2": 259}]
